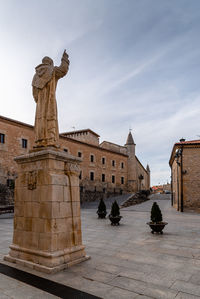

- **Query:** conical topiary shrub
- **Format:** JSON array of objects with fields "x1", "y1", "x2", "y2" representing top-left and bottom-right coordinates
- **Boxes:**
[
  {"x1": 110, "y1": 200, "x2": 120, "y2": 217},
  {"x1": 151, "y1": 202, "x2": 163, "y2": 223},
  {"x1": 97, "y1": 198, "x2": 107, "y2": 219},
  {"x1": 147, "y1": 201, "x2": 167, "y2": 234},
  {"x1": 109, "y1": 200, "x2": 122, "y2": 225}
]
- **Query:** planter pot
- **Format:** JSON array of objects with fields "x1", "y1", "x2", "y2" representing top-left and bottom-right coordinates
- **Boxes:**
[
  {"x1": 147, "y1": 222, "x2": 168, "y2": 234},
  {"x1": 109, "y1": 215, "x2": 122, "y2": 225},
  {"x1": 97, "y1": 211, "x2": 107, "y2": 219}
]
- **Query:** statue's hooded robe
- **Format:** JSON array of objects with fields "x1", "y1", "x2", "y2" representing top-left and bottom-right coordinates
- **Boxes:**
[{"x1": 32, "y1": 56, "x2": 69, "y2": 148}]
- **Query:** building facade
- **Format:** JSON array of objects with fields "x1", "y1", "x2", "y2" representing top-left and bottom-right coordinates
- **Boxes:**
[
  {"x1": 169, "y1": 139, "x2": 200, "y2": 212},
  {"x1": 0, "y1": 115, "x2": 150, "y2": 200}
]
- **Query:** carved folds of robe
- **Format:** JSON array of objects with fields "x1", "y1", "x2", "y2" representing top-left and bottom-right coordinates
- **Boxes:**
[{"x1": 32, "y1": 56, "x2": 69, "y2": 148}]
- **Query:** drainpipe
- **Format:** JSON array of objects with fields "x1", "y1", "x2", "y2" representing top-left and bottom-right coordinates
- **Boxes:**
[
  {"x1": 180, "y1": 147, "x2": 184, "y2": 212},
  {"x1": 170, "y1": 170, "x2": 173, "y2": 206},
  {"x1": 177, "y1": 161, "x2": 179, "y2": 211}
]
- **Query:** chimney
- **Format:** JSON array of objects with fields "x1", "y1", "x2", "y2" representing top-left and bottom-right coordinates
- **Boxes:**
[{"x1": 179, "y1": 138, "x2": 185, "y2": 142}]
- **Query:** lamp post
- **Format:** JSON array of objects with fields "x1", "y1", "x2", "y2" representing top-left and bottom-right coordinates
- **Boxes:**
[
  {"x1": 175, "y1": 147, "x2": 183, "y2": 212},
  {"x1": 170, "y1": 173, "x2": 173, "y2": 206},
  {"x1": 175, "y1": 151, "x2": 180, "y2": 211}
]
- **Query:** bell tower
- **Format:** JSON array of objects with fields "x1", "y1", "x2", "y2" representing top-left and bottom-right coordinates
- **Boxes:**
[{"x1": 125, "y1": 131, "x2": 137, "y2": 192}]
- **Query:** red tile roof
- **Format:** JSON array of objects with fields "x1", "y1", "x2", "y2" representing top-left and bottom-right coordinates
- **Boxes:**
[
  {"x1": 61, "y1": 129, "x2": 100, "y2": 137},
  {"x1": 175, "y1": 140, "x2": 200, "y2": 145}
]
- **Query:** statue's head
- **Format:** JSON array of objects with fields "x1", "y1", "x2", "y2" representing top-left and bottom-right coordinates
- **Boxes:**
[{"x1": 42, "y1": 56, "x2": 53, "y2": 66}]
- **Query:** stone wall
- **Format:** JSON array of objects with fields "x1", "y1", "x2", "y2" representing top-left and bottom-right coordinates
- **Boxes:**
[
  {"x1": 171, "y1": 145, "x2": 200, "y2": 212},
  {"x1": 136, "y1": 157, "x2": 149, "y2": 191},
  {"x1": 62, "y1": 130, "x2": 99, "y2": 146},
  {"x1": 0, "y1": 115, "x2": 150, "y2": 198},
  {"x1": 0, "y1": 116, "x2": 34, "y2": 179},
  {"x1": 182, "y1": 147, "x2": 200, "y2": 211},
  {"x1": 100, "y1": 141, "x2": 127, "y2": 155},
  {"x1": 59, "y1": 136, "x2": 128, "y2": 192},
  {"x1": 80, "y1": 189, "x2": 124, "y2": 203}
]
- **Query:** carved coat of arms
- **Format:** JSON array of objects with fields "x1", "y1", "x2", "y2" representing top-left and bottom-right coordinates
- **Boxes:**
[{"x1": 27, "y1": 171, "x2": 37, "y2": 190}]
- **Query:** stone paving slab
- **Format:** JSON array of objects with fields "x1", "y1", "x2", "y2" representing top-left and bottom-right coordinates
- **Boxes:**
[
  {"x1": 171, "y1": 280, "x2": 200, "y2": 297},
  {"x1": 1, "y1": 195, "x2": 200, "y2": 298},
  {"x1": 104, "y1": 286, "x2": 138, "y2": 299},
  {"x1": 0, "y1": 273, "x2": 59, "y2": 299},
  {"x1": 175, "y1": 292, "x2": 200, "y2": 299},
  {"x1": 135, "y1": 296, "x2": 153, "y2": 299}
]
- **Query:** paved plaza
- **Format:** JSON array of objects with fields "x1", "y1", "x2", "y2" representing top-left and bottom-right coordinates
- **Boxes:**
[{"x1": 1, "y1": 194, "x2": 200, "y2": 298}]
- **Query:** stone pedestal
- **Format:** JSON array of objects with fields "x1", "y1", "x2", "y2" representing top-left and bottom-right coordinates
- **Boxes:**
[{"x1": 4, "y1": 148, "x2": 89, "y2": 273}]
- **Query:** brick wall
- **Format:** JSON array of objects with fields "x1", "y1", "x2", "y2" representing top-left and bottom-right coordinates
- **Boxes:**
[
  {"x1": 0, "y1": 117, "x2": 34, "y2": 181},
  {"x1": 182, "y1": 147, "x2": 200, "y2": 211},
  {"x1": 60, "y1": 136, "x2": 128, "y2": 192},
  {"x1": 170, "y1": 144, "x2": 200, "y2": 212}
]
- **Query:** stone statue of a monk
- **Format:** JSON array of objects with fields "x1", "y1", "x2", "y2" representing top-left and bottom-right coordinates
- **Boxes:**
[{"x1": 32, "y1": 50, "x2": 69, "y2": 148}]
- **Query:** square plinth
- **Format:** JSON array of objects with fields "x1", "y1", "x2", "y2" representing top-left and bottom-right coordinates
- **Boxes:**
[{"x1": 4, "y1": 148, "x2": 89, "y2": 273}]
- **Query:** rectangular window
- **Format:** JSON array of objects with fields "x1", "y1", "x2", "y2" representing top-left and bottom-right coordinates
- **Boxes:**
[
  {"x1": 102, "y1": 174, "x2": 105, "y2": 182},
  {"x1": 90, "y1": 154, "x2": 94, "y2": 162},
  {"x1": 90, "y1": 171, "x2": 94, "y2": 181},
  {"x1": 102, "y1": 157, "x2": 105, "y2": 164},
  {"x1": 121, "y1": 177, "x2": 124, "y2": 184},
  {"x1": 64, "y1": 148, "x2": 68, "y2": 152},
  {"x1": 112, "y1": 160, "x2": 115, "y2": 167},
  {"x1": 0, "y1": 133, "x2": 5, "y2": 144},
  {"x1": 79, "y1": 171, "x2": 82, "y2": 180},
  {"x1": 78, "y1": 151, "x2": 82, "y2": 158},
  {"x1": 112, "y1": 175, "x2": 115, "y2": 183},
  {"x1": 22, "y1": 138, "x2": 27, "y2": 148},
  {"x1": 121, "y1": 162, "x2": 124, "y2": 169}
]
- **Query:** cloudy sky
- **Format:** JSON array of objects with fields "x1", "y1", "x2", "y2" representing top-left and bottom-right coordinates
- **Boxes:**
[{"x1": 0, "y1": 0, "x2": 200, "y2": 185}]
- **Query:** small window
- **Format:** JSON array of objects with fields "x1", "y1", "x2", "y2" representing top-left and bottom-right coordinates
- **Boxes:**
[
  {"x1": 78, "y1": 151, "x2": 82, "y2": 158},
  {"x1": 22, "y1": 138, "x2": 27, "y2": 148},
  {"x1": 90, "y1": 171, "x2": 94, "y2": 181},
  {"x1": 79, "y1": 171, "x2": 82, "y2": 180},
  {"x1": 112, "y1": 175, "x2": 115, "y2": 183},
  {"x1": 121, "y1": 177, "x2": 124, "y2": 184},
  {"x1": 121, "y1": 162, "x2": 124, "y2": 169},
  {"x1": 112, "y1": 160, "x2": 115, "y2": 167},
  {"x1": 90, "y1": 154, "x2": 94, "y2": 163},
  {"x1": 0, "y1": 133, "x2": 5, "y2": 144},
  {"x1": 102, "y1": 157, "x2": 105, "y2": 165},
  {"x1": 102, "y1": 174, "x2": 105, "y2": 182},
  {"x1": 63, "y1": 148, "x2": 68, "y2": 152}
]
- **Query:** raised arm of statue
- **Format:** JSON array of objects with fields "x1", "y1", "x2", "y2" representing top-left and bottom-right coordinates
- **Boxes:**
[{"x1": 54, "y1": 50, "x2": 70, "y2": 79}]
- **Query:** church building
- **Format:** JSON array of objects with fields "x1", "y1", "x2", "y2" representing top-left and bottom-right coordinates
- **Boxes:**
[{"x1": 0, "y1": 115, "x2": 150, "y2": 201}]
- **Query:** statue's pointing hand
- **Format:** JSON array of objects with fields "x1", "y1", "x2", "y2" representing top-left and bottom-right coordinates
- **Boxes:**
[{"x1": 62, "y1": 49, "x2": 69, "y2": 64}]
